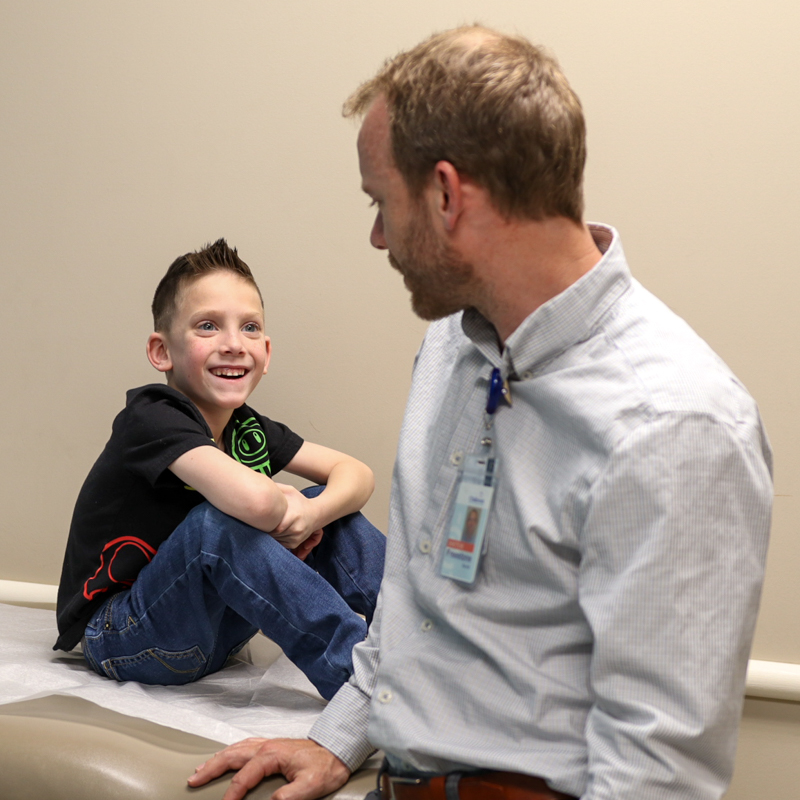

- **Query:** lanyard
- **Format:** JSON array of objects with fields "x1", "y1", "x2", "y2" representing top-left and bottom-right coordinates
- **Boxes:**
[
  {"x1": 440, "y1": 367, "x2": 511, "y2": 584},
  {"x1": 481, "y1": 367, "x2": 512, "y2": 451}
]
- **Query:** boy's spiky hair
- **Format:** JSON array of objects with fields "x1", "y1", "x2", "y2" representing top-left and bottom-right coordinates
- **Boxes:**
[{"x1": 151, "y1": 238, "x2": 263, "y2": 332}]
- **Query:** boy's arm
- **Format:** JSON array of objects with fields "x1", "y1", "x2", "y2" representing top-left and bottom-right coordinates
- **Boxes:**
[
  {"x1": 275, "y1": 442, "x2": 375, "y2": 543},
  {"x1": 168, "y1": 445, "x2": 289, "y2": 536}
]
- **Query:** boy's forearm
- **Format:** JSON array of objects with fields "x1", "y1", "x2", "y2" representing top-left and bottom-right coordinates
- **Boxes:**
[
  {"x1": 307, "y1": 461, "x2": 374, "y2": 530},
  {"x1": 235, "y1": 474, "x2": 290, "y2": 532},
  {"x1": 169, "y1": 446, "x2": 289, "y2": 533}
]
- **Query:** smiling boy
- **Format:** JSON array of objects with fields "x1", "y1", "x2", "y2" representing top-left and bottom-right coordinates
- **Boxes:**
[{"x1": 54, "y1": 239, "x2": 385, "y2": 700}]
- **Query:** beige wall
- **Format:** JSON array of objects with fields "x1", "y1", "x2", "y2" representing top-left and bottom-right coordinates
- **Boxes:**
[{"x1": 1, "y1": 1, "x2": 797, "y2": 794}]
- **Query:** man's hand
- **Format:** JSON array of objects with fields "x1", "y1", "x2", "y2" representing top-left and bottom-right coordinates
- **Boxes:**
[
  {"x1": 188, "y1": 738, "x2": 351, "y2": 800},
  {"x1": 271, "y1": 484, "x2": 321, "y2": 550}
]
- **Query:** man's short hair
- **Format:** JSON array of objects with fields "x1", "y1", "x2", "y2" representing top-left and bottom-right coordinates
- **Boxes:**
[
  {"x1": 344, "y1": 25, "x2": 586, "y2": 222},
  {"x1": 152, "y1": 238, "x2": 263, "y2": 332}
]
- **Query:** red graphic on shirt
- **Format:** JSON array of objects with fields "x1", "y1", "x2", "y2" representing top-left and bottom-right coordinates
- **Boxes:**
[{"x1": 83, "y1": 537, "x2": 157, "y2": 600}]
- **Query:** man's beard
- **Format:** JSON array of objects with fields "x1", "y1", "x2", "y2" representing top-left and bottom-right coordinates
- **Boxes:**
[{"x1": 388, "y1": 203, "x2": 477, "y2": 321}]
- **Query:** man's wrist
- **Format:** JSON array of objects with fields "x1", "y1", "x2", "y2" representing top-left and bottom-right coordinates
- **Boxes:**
[{"x1": 308, "y1": 683, "x2": 374, "y2": 771}]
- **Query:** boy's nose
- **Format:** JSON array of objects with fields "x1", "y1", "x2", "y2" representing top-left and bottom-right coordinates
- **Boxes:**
[{"x1": 220, "y1": 330, "x2": 245, "y2": 353}]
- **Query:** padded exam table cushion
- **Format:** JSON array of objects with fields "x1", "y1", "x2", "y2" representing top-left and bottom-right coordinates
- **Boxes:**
[{"x1": 0, "y1": 598, "x2": 378, "y2": 799}]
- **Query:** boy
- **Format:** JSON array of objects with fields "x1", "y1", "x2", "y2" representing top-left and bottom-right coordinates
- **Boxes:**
[{"x1": 54, "y1": 239, "x2": 385, "y2": 701}]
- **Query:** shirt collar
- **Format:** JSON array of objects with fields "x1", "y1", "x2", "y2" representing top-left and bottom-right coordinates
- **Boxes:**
[{"x1": 461, "y1": 223, "x2": 631, "y2": 377}]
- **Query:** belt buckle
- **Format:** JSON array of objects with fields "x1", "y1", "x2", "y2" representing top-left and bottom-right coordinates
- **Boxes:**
[{"x1": 385, "y1": 774, "x2": 424, "y2": 800}]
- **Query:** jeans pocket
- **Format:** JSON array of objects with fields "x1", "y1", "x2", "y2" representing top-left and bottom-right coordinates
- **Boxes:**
[
  {"x1": 101, "y1": 645, "x2": 207, "y2": 685},
  {"x1": 85, "y1": 592, "x2": 136, "y2": 637}
]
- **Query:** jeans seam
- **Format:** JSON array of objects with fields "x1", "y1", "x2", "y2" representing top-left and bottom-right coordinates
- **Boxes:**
[
  {"x1": 331, "y1": 550, "x2": 373, "y2": 610},
  {"x1": 206, "y1": 551, "x2": 335, "y2": 650},
  {"x1": 102, "y1": 646, "x2": 206, "y2": 676}
]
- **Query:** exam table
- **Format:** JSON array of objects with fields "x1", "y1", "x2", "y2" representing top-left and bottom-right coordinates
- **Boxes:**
[{"x1": 0, "y1": 580, "x2": 379, "y2": 799}]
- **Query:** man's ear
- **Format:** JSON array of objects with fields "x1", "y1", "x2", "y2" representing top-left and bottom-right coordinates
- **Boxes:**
[
  {"x1": 431, "y1": 160, "x2": 465, "y2": 233},
  {"x1": 262, "y1": 336, "x2": 272, "y2": 375},
  {"x1": 146, "y1": 332, "x2": 173, "y2": 373}
]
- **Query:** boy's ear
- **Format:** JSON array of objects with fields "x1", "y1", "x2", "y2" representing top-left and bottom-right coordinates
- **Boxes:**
[
  {"x1": 262, "y1": 336, "x2": 272, "y2": 376},
  {"x1": 146, "y1": 332, "x2": 173, "y2": 373}
]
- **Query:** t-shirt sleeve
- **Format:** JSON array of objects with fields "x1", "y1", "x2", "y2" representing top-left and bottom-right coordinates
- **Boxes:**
[
  {"x1": 256, "y1": 413, "x2": 303, "y2": 475},
  {"x1": 121, "y1": 389, "x2": 216, "y2": 486}
]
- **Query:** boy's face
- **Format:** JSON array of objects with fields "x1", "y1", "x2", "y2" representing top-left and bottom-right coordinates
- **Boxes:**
[{"x1": 147, "y1": 271, "x2": 270, "y2": 421}]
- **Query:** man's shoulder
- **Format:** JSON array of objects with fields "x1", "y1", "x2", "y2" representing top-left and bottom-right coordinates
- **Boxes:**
[
  {"x1": 609, "y1": 282, "x2": 757, "y2": 425},
  {"x1": 535, "y1": 282, "x2": 765, "y2": 461}
]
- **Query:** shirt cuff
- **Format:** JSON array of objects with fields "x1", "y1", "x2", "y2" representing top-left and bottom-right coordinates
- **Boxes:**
[{"x1": 308, "y1": 681, "x2": 376, "y2": 771}]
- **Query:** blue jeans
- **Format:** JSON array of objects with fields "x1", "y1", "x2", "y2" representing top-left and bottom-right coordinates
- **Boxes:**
[{"x1": 82, "y1": 486, "x2": 385, "y2": 700}]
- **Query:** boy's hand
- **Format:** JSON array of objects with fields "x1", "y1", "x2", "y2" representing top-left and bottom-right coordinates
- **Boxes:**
[
  {"x1": 271, "y1": 484, "x2": 322, "y2": 550},
  {"x1": 293, "y1": 529, "x2": 323, "y2": 561}
]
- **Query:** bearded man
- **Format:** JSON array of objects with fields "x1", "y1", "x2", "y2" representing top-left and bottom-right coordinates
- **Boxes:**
[{"x1": 190, "y1": 25, "x2": 772, "y2": 800}]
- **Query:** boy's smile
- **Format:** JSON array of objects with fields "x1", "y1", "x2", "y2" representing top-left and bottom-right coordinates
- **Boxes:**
[{"x1": 147, "y1": 271, "x2": 270, "y2": 439}]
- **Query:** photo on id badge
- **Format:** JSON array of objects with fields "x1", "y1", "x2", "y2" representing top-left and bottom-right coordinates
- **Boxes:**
[{"x1": 440, "y1": 454, "x2": 496, "y2": 584}]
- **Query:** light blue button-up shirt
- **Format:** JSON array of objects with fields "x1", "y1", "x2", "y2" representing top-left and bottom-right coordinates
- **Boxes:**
[{"x1": 310, "y1": 224, "x2": 773, "y2": 799}]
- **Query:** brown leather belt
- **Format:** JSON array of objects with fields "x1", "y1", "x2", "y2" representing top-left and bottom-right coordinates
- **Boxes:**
[{"x1": 381, "y1": 770, "x2": 578, "y2": 800}]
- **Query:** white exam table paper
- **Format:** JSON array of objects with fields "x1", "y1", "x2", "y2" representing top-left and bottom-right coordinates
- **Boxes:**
[{"x1": 0, "y1": 602, "x2": 327, "y2": 744}]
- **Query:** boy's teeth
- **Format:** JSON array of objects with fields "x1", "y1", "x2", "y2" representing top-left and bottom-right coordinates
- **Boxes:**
[{"x1": 212, "y1": 368, "x2": 246, "y2": 377}]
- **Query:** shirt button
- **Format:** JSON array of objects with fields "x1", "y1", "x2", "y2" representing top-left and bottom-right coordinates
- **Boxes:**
[
  {"x1": 420, "y1": 619, "x2": 434, "y2": 633},
  {"x1": 450, "y1": 450, "x2": 463, "y2": 466},
  {"x1": 419, "y1": 540, "x2": 432, "y2": 554},
  {"x1": 378, "y1": 690, "x2": 393, "y2": 704}
]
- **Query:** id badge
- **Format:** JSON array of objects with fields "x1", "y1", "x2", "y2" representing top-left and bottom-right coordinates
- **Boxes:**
[{"x1": 440, "y1": 454, "x2": 498, "y2": 584}]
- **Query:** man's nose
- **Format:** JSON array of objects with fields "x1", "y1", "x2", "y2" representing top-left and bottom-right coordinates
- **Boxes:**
[{"x1": 370, "y1": 211, "x2": 387, "y2": 250}]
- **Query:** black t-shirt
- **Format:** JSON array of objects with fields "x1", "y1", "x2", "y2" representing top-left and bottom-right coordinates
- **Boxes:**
[{"x1": 54, "y1": 384, "x2": 303, "y2": 651}]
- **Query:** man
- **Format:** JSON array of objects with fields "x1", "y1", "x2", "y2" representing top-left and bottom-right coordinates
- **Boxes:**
[{"x1": 190, "y1": 25, "x2": 773, "y2": 800}]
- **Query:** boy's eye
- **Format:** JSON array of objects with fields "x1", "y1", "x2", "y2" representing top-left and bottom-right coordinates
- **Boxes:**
[
  {"x1": 197, "y1": 321, "x2": 217, "y2": 332},
  {"x1": 242, "y1": 323, "x2": 260, "y2": 334}
]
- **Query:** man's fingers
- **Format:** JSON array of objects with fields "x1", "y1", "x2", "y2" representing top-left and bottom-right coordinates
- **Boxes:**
[
  {"x1": 271, "y1": 770, "x2": 330, "y2": 800},
  {"x1": 188, "y1": 739, "x2": 275, "y2": 788},
  {"x1": 224, "y1": 755, "x2": 279, "y2": 800},
  {"x1": 271, "y1": 753, "x2": 351, "y2": 800}
]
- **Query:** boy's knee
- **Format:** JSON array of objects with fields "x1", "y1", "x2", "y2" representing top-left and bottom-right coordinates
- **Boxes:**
[
  {"x1": 182, "y1": 502, "x2": 219, "y2": 532},
  {"x1": 180, "y1": 502, "x2": 243, "y2": 548},
  {"x1": 180, "y1": 501, "x2": 289, "y2": 560}
]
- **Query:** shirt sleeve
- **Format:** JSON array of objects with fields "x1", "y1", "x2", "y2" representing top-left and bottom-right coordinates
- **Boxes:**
[
  {"x1": 254, "y1": 412, "x2": 304, "y2": 475},
  {"x1": 122, "y1": 389, "x2": 215, "y2": 486},
  {"x1": 308, "y1": 589, "x2": 384, "y2": 769},
  {"x1": 578, "y1": 412, "x2": 772, "y2": 799}
]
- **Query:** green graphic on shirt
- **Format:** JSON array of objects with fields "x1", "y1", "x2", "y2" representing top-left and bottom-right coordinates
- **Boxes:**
[{"x1": 230, "y1": 416, "x2": 272, "y2": 475}]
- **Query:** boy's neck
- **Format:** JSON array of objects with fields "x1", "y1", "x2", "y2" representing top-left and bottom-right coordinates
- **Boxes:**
[
  {"x1": 166, "y1": 383, "x2": 233, "y2": 449},
  {"x1": 203, "y1": 408, "x2": 234, "y2": 450}
]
